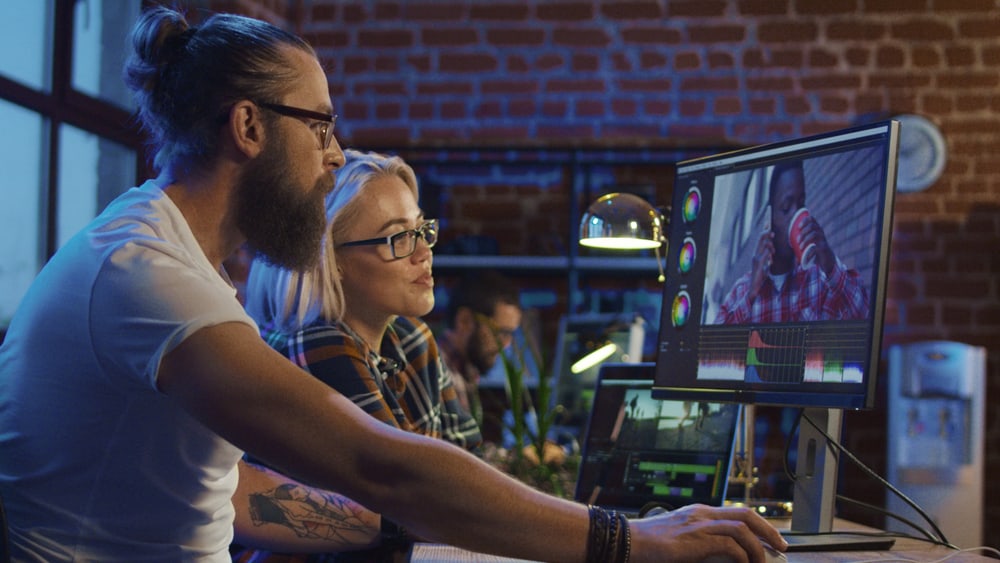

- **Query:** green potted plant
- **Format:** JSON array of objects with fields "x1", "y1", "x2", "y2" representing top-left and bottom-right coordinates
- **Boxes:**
[{"x1": 477, "y1": 313, "x2": 578, "y2": 498}]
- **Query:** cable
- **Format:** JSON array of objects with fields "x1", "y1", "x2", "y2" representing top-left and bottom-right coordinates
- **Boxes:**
[
  {"x1": 834, "y1": 496, "x2": 944, "y2": 546},
  {"x1": 778, "y1": 409, "x2": 955, "y2": 548},
  {"x1": 798, "y1": 410, "x2": 956, "y2": 549}
]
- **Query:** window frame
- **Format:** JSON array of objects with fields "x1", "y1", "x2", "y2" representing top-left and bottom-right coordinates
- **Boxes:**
[{"x1": 0, "y1": 0, "x2": 147, "y2": 262}]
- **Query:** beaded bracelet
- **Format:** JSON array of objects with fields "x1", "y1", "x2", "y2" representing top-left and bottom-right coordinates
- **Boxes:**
[
  {"x1": 586, "y1": 505, "x2": 631, "y2": 563},
  {"x1": 586, "y1": 505, "x2": 610, "y2": 563},
  {"x1": 616, "y1": 511, "x2": 632, "y2": 563}
]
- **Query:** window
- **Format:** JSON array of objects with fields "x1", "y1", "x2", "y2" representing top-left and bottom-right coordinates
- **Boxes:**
[
  {"x1": 0, "y1": 2, "x2": 52, "y2": 91},
  {"x1": 0, "y1": 100, "x2": 46, "y2": 325},
  {"x1": 58, "y1": 124, "x2": 137, "y2": 248},
  {"x1": 0, "y1": 0, "x2": 143, "y2": 327},
  {"x1": 72, "y1": 0, "x2": 140, "y2": 110}
]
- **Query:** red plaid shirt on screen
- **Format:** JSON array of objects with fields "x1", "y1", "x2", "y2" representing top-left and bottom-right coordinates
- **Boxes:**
[{"x1": 715, "y1": 261, "x2": 869, "y2": 325}]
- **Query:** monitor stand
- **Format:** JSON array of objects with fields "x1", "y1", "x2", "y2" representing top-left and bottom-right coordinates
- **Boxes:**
[{"x1": 782, "y1": 407, "x2": 896, "y2": 552}]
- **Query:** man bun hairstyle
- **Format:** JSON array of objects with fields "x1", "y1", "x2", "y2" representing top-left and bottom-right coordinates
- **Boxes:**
[{"x1": 122, "y1": 6, "x2": 316, "y2": 176}]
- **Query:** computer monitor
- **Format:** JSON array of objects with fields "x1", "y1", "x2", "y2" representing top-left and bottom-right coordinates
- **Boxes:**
[
  {"x1": 550, "y1": 313, "x2": 645, "y2": 437},
  {"x1": 652, "y1": 121, "x2": 900, "y2": 545}
]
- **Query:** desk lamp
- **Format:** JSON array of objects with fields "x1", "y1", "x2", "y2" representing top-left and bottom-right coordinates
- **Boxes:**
[
  {"x1": 575, "y1": 193, "x2": 664, "y2": 371},
  {"x1": 578, "y1": 192, "x2": 667, "y2": 281}
]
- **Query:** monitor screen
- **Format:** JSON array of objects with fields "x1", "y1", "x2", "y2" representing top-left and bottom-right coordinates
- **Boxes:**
[
  {"x1": 652, "y1": 121, "x2": 899, "y2": 410},
  {"x1": 574, "y1": 362, "x2": 740, "y2": 514}
]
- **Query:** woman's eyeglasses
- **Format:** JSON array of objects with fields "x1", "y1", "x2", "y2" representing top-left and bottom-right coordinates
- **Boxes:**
[{"x1": 338, "y1": 219, "x2": 438, "y2": 259}]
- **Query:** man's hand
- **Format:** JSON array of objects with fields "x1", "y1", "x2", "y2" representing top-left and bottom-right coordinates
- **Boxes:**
[
  {"x1": 629, "y1": 504, "x2": 787, "y2": 563},
  {"x1": 749, "y1": 231, "x2": 775, "y2": 300},
  {"x1": 797, "y1": 214, "x2": 836, "y2": 275}
]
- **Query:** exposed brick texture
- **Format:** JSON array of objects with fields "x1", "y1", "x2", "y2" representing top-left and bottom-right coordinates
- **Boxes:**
[{"x1": 213, "y1": 0, "x2": 1000, "y2": 547}]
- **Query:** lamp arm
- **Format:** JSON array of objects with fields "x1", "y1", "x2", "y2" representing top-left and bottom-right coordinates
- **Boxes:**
[
  {"x1": 654, "y1": 241, "x2": 666, "y2": 283},
  {"x1": 655, "y1": 204, "x2": 670, "y2": 282}
]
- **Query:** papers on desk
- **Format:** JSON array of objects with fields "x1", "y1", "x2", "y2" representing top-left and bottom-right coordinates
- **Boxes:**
[{"x1": 409, "y1": 543, "x2": 541, "y2": 562}]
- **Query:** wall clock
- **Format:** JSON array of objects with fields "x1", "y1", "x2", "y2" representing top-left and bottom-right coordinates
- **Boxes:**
[{"x1": 894, "y1": 113, "x2": 946, "y2": 193}]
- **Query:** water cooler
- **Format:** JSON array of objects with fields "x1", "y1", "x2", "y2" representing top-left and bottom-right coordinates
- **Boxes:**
[{"x1": 886, "y1": 341, "x2": 985, "y2": 548}]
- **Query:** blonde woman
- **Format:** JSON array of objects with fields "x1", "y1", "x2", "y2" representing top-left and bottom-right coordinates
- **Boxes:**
[{"x1": 236, "y1": 150, "x2": 480, "y2": 560}]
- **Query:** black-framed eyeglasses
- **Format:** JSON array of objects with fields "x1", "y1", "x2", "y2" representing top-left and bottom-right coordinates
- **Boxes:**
[
  {"x1": 473, "y1": 312, "x2": 518, "y2": 343},
  {"x1": 338, "y1": 219, "x2": 438, "y2": 260},
  {"x1": 258, "y1": 102, "x2": 338, "y2": 149}
]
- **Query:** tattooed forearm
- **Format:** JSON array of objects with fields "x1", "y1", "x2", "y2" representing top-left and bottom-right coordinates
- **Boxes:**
[{"x1": 248, "y1": 483, "x2": 375, "y2": 542}]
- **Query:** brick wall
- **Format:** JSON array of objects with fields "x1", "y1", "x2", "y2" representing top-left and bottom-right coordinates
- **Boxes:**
[{"x1": 205, "y1": 0, "x2": 1000, "y2": 546}]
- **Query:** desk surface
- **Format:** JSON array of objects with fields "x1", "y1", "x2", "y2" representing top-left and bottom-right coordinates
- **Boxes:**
[{"x1": 407, "y1": 518, "x2": 997, "y2": 563}]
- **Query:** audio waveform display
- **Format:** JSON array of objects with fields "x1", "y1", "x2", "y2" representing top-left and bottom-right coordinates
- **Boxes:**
[
  {"x1": 801, "y1": 329, "x2": 868, "y2": 383},
  {"x1": 745, "y1": 328, "x2": 807, "y2": 383},
  {"x1": 695, "y1": 327, "x2": 749, "y2": 381},
  {"x1": 694, "y1": 324, "x2": 870, "y2": 385}
]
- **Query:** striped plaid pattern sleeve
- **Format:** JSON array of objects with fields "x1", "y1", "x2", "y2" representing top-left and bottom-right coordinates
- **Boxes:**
[
  {"x1": 269, "y1": 324, "x2": 409, "y2": 430},
  {"x1": 262, "y1": 319, "x2": 481, "y2": 449},
  {"x1": 714, "y1": 261, "x2": 870, "y2": 324},
  {"x1": 392, "y1": 317, "x2": 482, "y2": 450}
]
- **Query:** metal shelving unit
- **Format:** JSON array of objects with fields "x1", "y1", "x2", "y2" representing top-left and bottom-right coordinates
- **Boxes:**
[{"x1": 366, "y1": 139, "x2": 739, "y2": 304}]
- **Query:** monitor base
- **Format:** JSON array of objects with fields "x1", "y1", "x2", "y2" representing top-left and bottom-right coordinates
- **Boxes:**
[{"x1": 782, "y1": 532, "x2": 896, "y2": 552}]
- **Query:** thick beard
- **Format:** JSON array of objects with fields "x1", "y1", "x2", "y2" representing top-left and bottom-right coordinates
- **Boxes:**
[{"x1": 235, "y1": 139, "x2": 332, "y2": 271}]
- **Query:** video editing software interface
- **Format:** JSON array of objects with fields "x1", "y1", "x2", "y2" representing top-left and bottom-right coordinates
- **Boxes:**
[
  {"x1": 652, "y1": 122, "x2": 899, "y2": 409},
  {"x1": 574, "y1": 364, "x2": 739, "y2": 512}
]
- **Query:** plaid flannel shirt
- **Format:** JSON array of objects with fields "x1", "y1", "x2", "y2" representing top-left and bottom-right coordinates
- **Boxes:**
[
  {"x1": 261, "y1": 316, "x2": 481, "y2": 450},
  {"x1": 715, "y1": 260, "x2": 870, "y2": 325}
]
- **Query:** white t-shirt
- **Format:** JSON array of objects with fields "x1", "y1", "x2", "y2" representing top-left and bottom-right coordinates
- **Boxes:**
[{"x1": 0, "y1": 181, "x2": 257, "y2": 561}]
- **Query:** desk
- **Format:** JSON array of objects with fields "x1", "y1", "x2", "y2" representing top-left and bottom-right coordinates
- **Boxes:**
[
  {"x1": 407, "y1": 519, "x2": 997, "y2": 562},
  {"x1": 772, "y1": 518, "x2": 993, "y2": 563}
]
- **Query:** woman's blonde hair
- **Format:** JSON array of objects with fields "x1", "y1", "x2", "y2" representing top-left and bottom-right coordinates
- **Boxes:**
[{"x1": 244, "y1": 149, "x2": 419, "y2": 333}]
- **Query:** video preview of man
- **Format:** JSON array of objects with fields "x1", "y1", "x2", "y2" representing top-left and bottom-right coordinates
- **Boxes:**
[{"x1": 703, "y1": 150, "x2": 881, "y2": 326}]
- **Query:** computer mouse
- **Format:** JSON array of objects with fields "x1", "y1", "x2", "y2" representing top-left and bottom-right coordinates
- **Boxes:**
[
  {"x1": 702, "y1": 541, "x2": 788, "y2": 563},
  {"x1": 761, "y1": 541, "x2": 789, "y2": 563}
]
